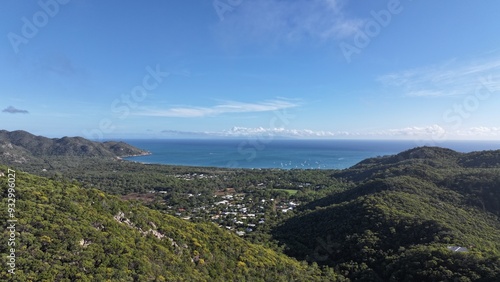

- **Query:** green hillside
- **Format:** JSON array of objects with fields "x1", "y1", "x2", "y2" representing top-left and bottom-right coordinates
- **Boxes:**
[
  {"x1": 0, "y1": 130, "x2": 148, "y2": 164},
  {"x1": 273, "y1": 147, "x2": 500, "y2": 281},
  {"x1": 0, "y1": 166, "x2": 340, "y2": 281}
]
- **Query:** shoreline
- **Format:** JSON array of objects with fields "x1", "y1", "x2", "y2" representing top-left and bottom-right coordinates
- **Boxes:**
[{"x1": 116, "y1": 151, "x2": 152, "y2": 160}]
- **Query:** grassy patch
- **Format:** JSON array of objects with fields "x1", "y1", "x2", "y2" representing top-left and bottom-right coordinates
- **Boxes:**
[{"x1": 274, "y1": 189, "x2": 299, "y2": 195}]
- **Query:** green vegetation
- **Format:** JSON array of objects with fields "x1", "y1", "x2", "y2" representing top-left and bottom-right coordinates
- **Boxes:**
[
  {"x1": 0, "y1": 166, "x2": 341, "y2": 281},
  {"x1": 0, "y1": 130, "x2": 148, "y2": 163},
  {"x1": 272, "y1": 147, "x2": 500, "y2": 281},
  {"x1": 273, "y1": 189, "x2": 299, "y2": 196}
]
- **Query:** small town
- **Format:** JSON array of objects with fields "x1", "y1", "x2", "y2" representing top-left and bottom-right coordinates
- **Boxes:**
[{"x1": 148, "y1": 183, "x2": 301, "y2": 237}]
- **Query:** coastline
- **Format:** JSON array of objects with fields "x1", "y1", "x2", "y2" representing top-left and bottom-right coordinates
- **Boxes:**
[{"x1": 116, "y1": 151, "x2": 152, "y2": 160}]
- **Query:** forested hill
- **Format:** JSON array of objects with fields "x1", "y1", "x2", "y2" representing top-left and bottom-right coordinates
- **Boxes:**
[
  {"x1": 0, "y1": 166, "x2": 341, "y2": 281},
  {"x1": 335, "y1": 146, "x2": 500, "y2": 182},
  {"x1": 273, "y1": 146, "x2": 500, "y2": 281},
  {"x1": 0, "y1": 130, "x2": 148, "y2": 163}
]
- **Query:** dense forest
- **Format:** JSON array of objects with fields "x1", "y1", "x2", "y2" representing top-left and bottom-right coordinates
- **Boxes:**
[
  {"x1": 273, "y1": 147, "x2": 500, "y2": 281},
  {"x1": 1, "y1": 131, "x2": 500, "y2": 281}
]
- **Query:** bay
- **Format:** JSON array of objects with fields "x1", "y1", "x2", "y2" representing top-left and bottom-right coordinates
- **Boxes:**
[{"x1": 122, "y1": 139, "x2": 500, "y2": 169}]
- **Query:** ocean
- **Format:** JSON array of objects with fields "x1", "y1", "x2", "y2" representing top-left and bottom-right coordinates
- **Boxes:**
[{"x1": 122, "y1": 139, "x2": 500, "y2": 170}]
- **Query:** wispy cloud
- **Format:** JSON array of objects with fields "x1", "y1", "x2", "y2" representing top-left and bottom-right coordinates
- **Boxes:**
[
  {"x1": 37, "y1": 53, "x2": 77, "y2": 76},
  {"x1": 137, "y1": 99, "x2": 299, "y2": 118},
  {"x1": 378, "y1": 57, "x2": 500, "y2": 97},
  {"x1": 214, "y1": 0, "x2": 365, "y2": 46},
  {"x1": 2, "y1": 106, "x2": 29, "y2": 114}
]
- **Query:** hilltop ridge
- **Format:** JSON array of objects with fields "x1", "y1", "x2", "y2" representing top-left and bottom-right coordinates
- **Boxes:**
[
  {"x1": 355, "y1": 146, "x2": 500, "y2": 168},
  {"x1": 0, "y1": 130, "x2": 149, "y2": 164}
]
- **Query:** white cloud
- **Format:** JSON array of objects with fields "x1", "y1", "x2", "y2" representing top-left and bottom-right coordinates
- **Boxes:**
[
  {"x1": 378, "y1": 125, "x2": 500, "y2": 139},
  {"x1": 384, "y1": 124, "x2": 447, "y2": 137},
  {"x1": 222, "y1": 127, "x2": 341, "y2": 137},
  {"x1": 161, "y1": 125, "x2": 500, "y2": 139},
  {"x1": 136, "y1": 99, "x2": 299, "y2": 118},
  {"x1": 457, "y1": 127, "x2": 500, "y2": 136},
  {"x1": 379, "y1": 57, "x2": 500, "y2": 97}
]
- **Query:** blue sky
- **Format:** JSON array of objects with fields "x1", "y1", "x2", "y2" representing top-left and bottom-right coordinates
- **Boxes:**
[{"x1": 1, "y1": 0, "x2": 500, "y2": 140}]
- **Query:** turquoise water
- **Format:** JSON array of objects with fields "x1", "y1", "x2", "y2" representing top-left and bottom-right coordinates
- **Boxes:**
[{"x1": 122, "y1": 139, "x2": 500, "y2": 169}]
